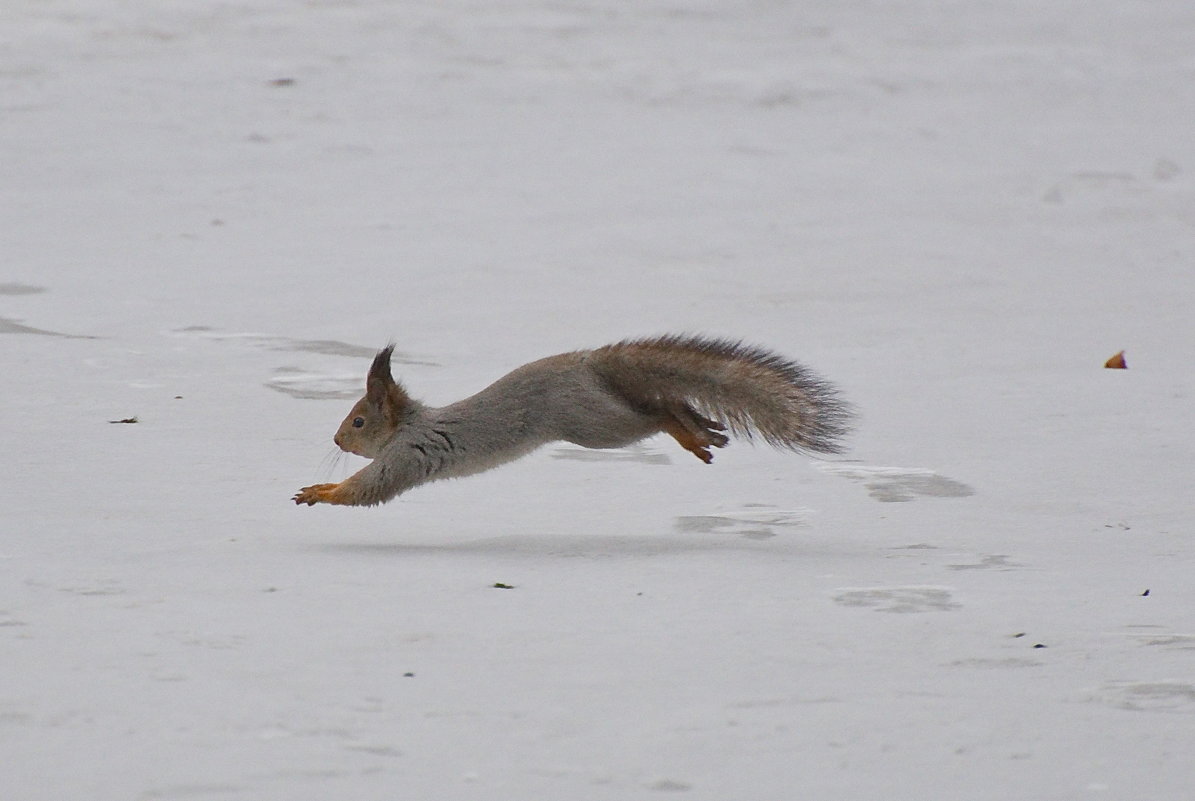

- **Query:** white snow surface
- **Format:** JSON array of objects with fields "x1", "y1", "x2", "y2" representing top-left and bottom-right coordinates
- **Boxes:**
[{"x1": 3, "y1": 1, "x2": 1194, "y2": 799}]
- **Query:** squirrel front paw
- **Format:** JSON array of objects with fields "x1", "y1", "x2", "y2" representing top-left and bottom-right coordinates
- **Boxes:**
[{"x1": 293, "y1": 483, "x2": 341, "y2": 506}]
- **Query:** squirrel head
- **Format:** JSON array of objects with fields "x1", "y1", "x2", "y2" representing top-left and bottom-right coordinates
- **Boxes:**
[{"x1": 333, "y1": 345, "x2": 415, "y2": 458}]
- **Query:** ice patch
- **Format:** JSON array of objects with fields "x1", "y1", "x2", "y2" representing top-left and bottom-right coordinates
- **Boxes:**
[
  {"x1": 1096, "y1": 682, "x2": 1195, "y2": 713},
  {"x1": 833, "y1": 586, "x2": 961, "y2": 613},
  {"x1": 819, "y1": 464, "x2": 974, "y2": 502},
  {"x1": 0, "y1": 283, "x2": 45, "y2": 295},
  {"x1": 552, "y1": 445, "x2": 671, "y2": 465},
  {"x1": 265, "y1": 367, "x2": 363, "y2": 400},
  {"x1": 169, "y1": 327, "x2": 437, "y2": 363},
  {"x1": 0, "y1": 316, "x2": 96, "y2": 338},
  {"x1": 138, "y1": 782, "x2": 247, "y2": 799},
  {"x1": 1120, "y1": 633, "x2": 1195, "y2": 651},
  {"x1": 675, "y1": 507, "x2": 810, "y2": 540},
  {"x1": 947, "y1": 658, "x2": 1043, "y2": 669},
  {"x1": 647, "y1": 778, "x2": 693, "y2": 792},
  {"x1": 947, "y1": 554, "x2": 1022, "y2": 571}
]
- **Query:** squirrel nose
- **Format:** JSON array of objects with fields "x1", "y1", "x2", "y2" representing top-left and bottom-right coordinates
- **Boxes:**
[{"x1": 333, "y1": 433, "x2": 343, "y2": 448}]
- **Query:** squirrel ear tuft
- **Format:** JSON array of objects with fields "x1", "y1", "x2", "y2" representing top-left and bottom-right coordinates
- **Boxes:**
[
  {"x1": 368, "y1": 344, "x2": 397, "y2": 387},
  {"x1": 366, "y1": 344, "x2": 410, "y2": 421},
  {"x1": 366, "y1": 344, "x2": 397, "y2": 401}
]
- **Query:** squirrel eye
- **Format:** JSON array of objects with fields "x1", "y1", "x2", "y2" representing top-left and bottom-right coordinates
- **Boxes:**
[{"x1": 352, "y1": 417, "x2": 365, "y2": 428}]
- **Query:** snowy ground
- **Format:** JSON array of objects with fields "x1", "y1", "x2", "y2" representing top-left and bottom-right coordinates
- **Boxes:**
[{"x1": 3, "y1": 1, "x2": 1194, "y2": 799}]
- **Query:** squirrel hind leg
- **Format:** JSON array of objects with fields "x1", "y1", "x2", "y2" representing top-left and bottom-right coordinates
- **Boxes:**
[{"x1": 662, "y1": 405, "x2": 729, "y2": 464}]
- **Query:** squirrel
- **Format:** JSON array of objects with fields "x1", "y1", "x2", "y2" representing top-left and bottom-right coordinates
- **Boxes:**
[{"x1": 293, "y1": 334, "x2": 852, "y2": 507}]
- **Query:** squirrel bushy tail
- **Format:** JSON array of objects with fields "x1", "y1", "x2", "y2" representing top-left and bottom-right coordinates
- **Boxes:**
[{"x1": 590, "y1": 334, "x2": 851, "y2": 455}]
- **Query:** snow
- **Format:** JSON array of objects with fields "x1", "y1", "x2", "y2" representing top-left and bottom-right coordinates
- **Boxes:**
[{"x1": 2, "y1": 1, "x2": 1194, "y2": 798}]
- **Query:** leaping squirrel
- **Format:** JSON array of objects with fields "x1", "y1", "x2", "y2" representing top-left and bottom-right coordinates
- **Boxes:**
[{"x1": 293, "y1": 335, "x2": 852, "y2": 507}]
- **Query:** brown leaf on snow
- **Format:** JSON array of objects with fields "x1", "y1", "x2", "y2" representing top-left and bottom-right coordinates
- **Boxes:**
[{"x1": 1104, "y1": 351, "x2": 1127, "y2": 369}]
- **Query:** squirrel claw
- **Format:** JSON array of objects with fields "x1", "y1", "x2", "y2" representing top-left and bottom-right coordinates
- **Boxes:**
[
  {"x1": 662, "y1": 408, "x2": 728, "y2": 464},
  {"x1": 293, "y1": 483, "x2": 340, "y2": 506}
]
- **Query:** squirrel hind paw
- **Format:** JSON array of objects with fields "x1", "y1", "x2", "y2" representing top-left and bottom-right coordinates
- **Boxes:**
[{"x1": 662, "y1": 409, "x2": 728, "y2": 464}]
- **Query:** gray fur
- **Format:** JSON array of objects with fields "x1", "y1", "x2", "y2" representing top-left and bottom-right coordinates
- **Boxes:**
[{"x1": 294, "y1": 335, "x2": 852, "y2": 507}]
